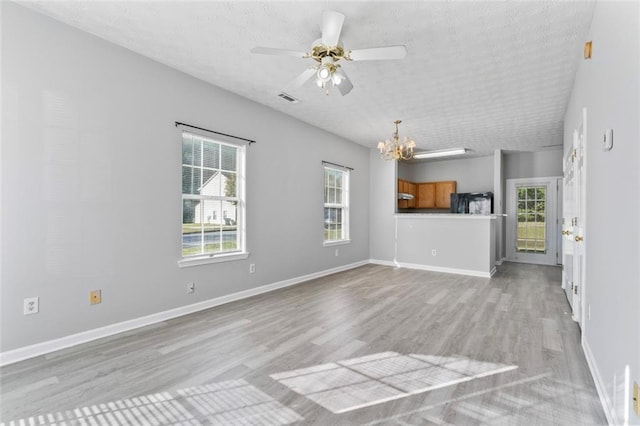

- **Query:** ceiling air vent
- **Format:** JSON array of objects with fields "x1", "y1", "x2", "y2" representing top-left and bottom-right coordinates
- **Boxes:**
[{"x1": 278, "y1": 92, "x2": 300, "y2": 104}]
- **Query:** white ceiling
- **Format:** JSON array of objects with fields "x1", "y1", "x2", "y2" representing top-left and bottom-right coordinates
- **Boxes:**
[{"x1": 20, "y1": 1, "x2": 595, "y2": 157}]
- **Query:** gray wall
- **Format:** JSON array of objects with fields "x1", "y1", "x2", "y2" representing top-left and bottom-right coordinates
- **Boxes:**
[
  {"x1": 400, "y1": 155, "x2": 494, "y2": 193},
  {"x1": 396, "y1": 216, "x2": 495, "y2": 276},
  {"x1": 503, "y1": 149, "x2": 562, "y2": 179},
  {"x1": 368, "y1": 150, "x2": 397, "y2": 262},
  {"x1": 1, "y1": 3, "x2": 370, "y2": 352},
  {"x1": 493, "y1": 150, "x2": 505, "y2": 261},
  {"x1": 564, "y1": 2, "x2": 639, "y2": 424}
]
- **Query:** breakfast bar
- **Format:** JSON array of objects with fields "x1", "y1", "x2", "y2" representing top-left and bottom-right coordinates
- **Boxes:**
[{"x1": 394, "y1": 214, "x2": 496, "y2": 277}]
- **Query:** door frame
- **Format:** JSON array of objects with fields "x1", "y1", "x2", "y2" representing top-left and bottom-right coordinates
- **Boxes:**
[{"x1": 506, "y1": 176, "x2": 562, "y2": 265}]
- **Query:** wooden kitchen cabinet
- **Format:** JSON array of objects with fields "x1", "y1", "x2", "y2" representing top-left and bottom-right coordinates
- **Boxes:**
[
  {"x1": 416, "y1": 183, "x2": 435, "y2": 208},
  {"x1": 399, "y1": 179, "x2": 456, "y2": 209},
  {"x1": 435, "y1": 181, "x2": 457, "y2": 208},
  {"x1": 416, "y1": 181, "x2": 456, "y2": 209},
  {"x1": 406, "y1": 181, "x2": 416, "y2": 208},
  {"x1": 397, "y1": 179, "x2": 417, "y2": 209}
]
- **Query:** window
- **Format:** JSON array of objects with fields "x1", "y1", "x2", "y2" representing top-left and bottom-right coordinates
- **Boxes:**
[
  {"x1": 181, "y1": 131, "x2": 246, "y2": 264},
  {"x1": 516, "y1": 185, "x2": 546, "y2": 253},
  {"x1": 323, "y1": 165, "x2": 349, "y2": 244}
]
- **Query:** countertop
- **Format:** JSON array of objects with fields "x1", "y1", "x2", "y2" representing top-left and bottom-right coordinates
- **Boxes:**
[{"x1": 395, "y1": 213, "x2": 502, "y2": 219}]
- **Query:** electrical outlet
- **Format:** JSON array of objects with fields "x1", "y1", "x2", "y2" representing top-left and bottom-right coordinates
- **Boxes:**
[
  {"x1": 432, "y1": 249, "x2": 437, "y2": 256},
  {"x1": 249, "y1": 264, "x2": 256, "y2": 274},
  {"x1": 89, "y1": 290, "x2": 102, "y2": 305},
  {"x1": 187, "y1": 282, "x2": 195, "y2": 294},
  {"x1": 334, "y1": 249, "x2": 339, "y2": 257},
  {"x1": 24, "y1": 297, "x2": 39, "y2": 315}
]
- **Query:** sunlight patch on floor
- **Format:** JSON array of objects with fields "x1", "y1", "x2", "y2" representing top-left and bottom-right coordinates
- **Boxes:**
[
  {"x1": 0, "y1": 392, "x2": 198, "y2": 426},
  {"x1": 177, "y1": 379, "x2": 302, "y2": 425},
  {"x1": 270, "y1": 351, "x2": 518, "y2": 413},
  {"x1": 0, "y1": 379, "x2": 301, "y2": 426}
]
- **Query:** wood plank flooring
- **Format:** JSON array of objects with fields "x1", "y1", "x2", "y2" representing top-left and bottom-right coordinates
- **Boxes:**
[{"x1": 0, "y1": 263, "x2": 606, "y2": 425}]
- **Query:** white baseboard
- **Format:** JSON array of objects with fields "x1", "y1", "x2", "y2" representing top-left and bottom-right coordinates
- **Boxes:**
[
  {"x1": 583, "y1": 338, "x2": 616, "y2": 425},
  {"x1": 399, "y1": 262, "x2": 494, "y2": 278},
  {"x1": 370, "y1": 259, "x2": 494, "y2": 278},
  {"x1": 496, "y1": 257, "x2": 507, "y2": 266},
  {"x1": 369, "y1": 259, "x2": 398, "y2": 268},
  {"x1": 0, "y1": 260, "x2": 369, "y2": 367}
]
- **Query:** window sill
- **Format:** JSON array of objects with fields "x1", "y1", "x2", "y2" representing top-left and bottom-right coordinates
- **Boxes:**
[
  {"x1": 323, "y1": 240, "x2": 351, "y2": 247},
  {"x1": 178, "y1": 251, "x2": 250, "y2": 268}
]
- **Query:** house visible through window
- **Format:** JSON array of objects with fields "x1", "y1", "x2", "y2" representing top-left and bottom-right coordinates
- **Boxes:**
[
  {"x1": 324, "y1": 165, "x2": 350, "y2": 244},
  {"x1": 181, "y1": 131, "x2": 245, "y2": 259}
]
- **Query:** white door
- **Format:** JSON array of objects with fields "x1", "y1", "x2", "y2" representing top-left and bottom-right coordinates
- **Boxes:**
[
  {"x1": 506, "y1": 177, "x2": 561, "y2": 265},
  {"x1": 572, "y1": 108, "x2": 587, "y2": 326},
  {"x1": 562, "y1": 143, "x2": 575, "y2": 310}
]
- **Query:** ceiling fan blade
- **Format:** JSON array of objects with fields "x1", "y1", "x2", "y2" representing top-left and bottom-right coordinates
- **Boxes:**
[
  {"x1": 250, "y1": 47, "x2": 307, "y2": 58},
  {"x1": 348, "y1": 45, "x2": 407, "y2": 61},
  {"x1": 333, "y1": 68, "x2": 353, "y2": 96},
  {"x1": 321, "y1": 10, "x2": 345, "y2": 47},
  {"x1": 284, "y1": 68, "x2": 317, "y2": 91}
]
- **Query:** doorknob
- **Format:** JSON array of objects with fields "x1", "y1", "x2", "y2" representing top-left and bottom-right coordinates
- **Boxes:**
[{"x1": 575, "y1": 235, "x2": 584, "y2": 242}]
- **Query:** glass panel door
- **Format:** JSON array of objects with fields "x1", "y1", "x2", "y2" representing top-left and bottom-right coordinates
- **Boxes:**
[
  {"x1": 516, "y1": 185, "x2": 546, "y2": 253},
  {"x1": 506, "y1": 177, "x2": 559, "y2": 266}
]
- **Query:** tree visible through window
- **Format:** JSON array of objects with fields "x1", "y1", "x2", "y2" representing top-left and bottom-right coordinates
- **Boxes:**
[
  {"x1": 516, "y1": 185, "x2": 546, "y2": 253},
  {"x1": 324, "y1": 166, "x2": 349, "y2": 243},
  {"x1": 182, "y1": 132, "x2": 244, "y2": 257}
]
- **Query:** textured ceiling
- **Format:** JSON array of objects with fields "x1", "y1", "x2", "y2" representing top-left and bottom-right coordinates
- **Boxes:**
[{"x1": 20, "y1": 1, "x2": 595, "y2": 157}]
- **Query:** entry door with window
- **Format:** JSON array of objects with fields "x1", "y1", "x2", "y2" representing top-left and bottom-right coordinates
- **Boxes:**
[{"x1": 506, "y1": 177, "x2": 561, "y2": 265}]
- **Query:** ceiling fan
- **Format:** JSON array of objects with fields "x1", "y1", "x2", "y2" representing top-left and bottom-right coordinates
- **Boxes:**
[{"x1": 250, "y1": 10, "x2": 407, "y2": 96}]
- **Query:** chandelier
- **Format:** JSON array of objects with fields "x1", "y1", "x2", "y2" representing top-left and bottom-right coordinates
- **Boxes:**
[{"x1": 377, "y1": 120, "x2": 416, "y2": 161}]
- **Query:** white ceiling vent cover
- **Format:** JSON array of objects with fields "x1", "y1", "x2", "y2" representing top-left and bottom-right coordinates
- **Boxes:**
[{"x1": 278, "y1": 92, "x2": 300, "y2": 104}]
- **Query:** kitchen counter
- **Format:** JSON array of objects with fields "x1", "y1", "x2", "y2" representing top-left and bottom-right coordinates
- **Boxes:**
[
  {"x1": 393, "y1": 214, "x2": 496, "y2": 277},
  {"x1": 395, "y1": 213, "x2": 499, "y2": 219}
]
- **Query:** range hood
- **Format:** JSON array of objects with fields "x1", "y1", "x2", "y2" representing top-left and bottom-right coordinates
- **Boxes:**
[{"x1": 398, "y1": 192, "x2": 415, "y2": 200}]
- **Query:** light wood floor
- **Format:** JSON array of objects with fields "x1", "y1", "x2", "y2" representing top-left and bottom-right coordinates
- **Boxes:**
[{"x1": 0, "y1": 263, "x2": 606, "y2": 425}]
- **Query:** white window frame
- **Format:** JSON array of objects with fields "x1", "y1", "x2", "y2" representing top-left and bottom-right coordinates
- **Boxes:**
[
  {"x1": 178, "y1": 130, "x2": 248, "y2": 268},
  {"x1": 323, "y1": 165, "x2": 350, "y2": 246}
]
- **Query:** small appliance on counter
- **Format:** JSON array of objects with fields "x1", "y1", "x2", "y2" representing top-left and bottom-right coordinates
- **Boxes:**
[
  {"x1": 397, "y1": 192, "x2": 415, "y2": 200},
  {"x1": 450, "y1": 192, "x2": 493, "y2": 214}
]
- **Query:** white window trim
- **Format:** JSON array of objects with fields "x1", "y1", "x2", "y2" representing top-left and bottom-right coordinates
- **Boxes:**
[
  {"x1": 178, "y1": 251, "x2": 250, "y2": 268},
  {"x1": 323, "y1": 165, "x2": 350, "y2": 245},
  {"x1": 323, "y1": 239, "x2": 351, "y2": 248},
  {"x1": 180, "y1": 129, "x2": 248, "y2": 264}
]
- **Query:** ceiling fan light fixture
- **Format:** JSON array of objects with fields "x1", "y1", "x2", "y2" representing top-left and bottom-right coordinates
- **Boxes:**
[
  {"x1": 317, "y1": 66, "x2": 332, "y2": 82},
  {"x1": 331, "y1": 72, "x2": 344, "y2": 85},
  {"x1": 316, "y1": 56, "x2": 334, "y2": 83},
  {"x1": 251, "y1": 10, "x2": 407, "y2": 97}
]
